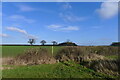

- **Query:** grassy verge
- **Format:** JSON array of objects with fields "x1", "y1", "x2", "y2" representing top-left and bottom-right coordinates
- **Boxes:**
[{"x1": 2, "y1": 61, "x2": 117, "y2": 78}]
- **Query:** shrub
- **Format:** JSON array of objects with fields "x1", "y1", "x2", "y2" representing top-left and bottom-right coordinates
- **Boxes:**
[
  {"x1": 9, "y1": 48, "x2": 56, "y2": 65},
  {"x1": 82, "y1": 59, "x2": 119, "y2": 76},
  {"x1": 88, "y1": 46, "x2": 118, "y2": 56},
  {"x1": 55, "y1": 46, "x2": 105, "y2": 63}
]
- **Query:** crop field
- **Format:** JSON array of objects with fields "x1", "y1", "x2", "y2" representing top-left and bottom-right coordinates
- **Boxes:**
[
  {"x1": 1, "y1": 46, "x2": 119, "y2": 78},
  {"x1": 1, "y1": 46, "x2": 62, "y2": 57}
]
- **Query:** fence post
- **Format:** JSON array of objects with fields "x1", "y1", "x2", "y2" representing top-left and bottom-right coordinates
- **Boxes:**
[{"x1": 52, "y1": 46, "x2": 53, "y2": 56}]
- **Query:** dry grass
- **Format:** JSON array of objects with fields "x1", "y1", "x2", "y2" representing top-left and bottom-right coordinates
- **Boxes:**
[
  {"x1": 55, "y1": 46, "x2": 119, "y2": 76},
  {"x1": 55, "y1": 46, "x2": 106, "y2": 63},
  {"x1": 8, "y1": 48, "x2": 56, "y2": 65},
  {"x1": 83, "y1": 59, "x2": 119, "y2": 76}
]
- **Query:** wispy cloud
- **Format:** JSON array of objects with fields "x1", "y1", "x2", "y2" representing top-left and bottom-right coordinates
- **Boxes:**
[
  {"x1": 62, "y1": 3, "x2": 72, "y2": 10},
  {"x1": 6, "y1": 27, "x2": 27, "y2": 34},
  {"x1": 16, "y1": 4, "x2": 54, "y2": 13},
  {"x1": 48, "y1": 24, "x2": 79, "y2": 31},
  {"x1": 60, "y1": 13, "x2": 87, "y2": 22},
  {"x1": 59, "y1": 3, "x2": 87, "y2": 22},
  {"x1": 9, "y1": 15, "x2": 35, "y2": 23},
  {"x1": 48, "y1": 24, "x2": 62, "y2": 29},
  {"x1": 17, "y1": 4, "x2": 36, "y2": 12},
  {"x1": 61, "y1": 26, "x2": 79, "y2": 31},
  {"x1": 96, "y1": 2, "x2": 118, "y2": 19},
  {"x1": 0, "y1": 33, "x2": 9, "y2": 37},
  {"x1": 6, "y1": 27, "x2": 38, "y2": 39}
]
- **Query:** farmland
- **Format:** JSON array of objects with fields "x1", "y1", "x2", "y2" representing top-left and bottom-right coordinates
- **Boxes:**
[
  {"x1": 1, "y1": 45, "x2": 119, "y2": 78},
  {"x1": 2, "y1": 46, "x2": 62, "y2": 57}
]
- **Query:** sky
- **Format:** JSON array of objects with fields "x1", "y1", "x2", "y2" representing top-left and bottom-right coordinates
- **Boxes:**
[{"x1": 0, "y1": 2, "x2": 118, "y2": 45}]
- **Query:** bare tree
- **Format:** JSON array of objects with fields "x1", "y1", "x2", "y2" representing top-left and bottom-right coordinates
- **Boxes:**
[
  {"x1": 40, "y1": 40, "x2": 46, "y2": 45},
  {"x1": 28, "y1": 39, "x2": 35, "y2": 45},
  {"x1": 52, "y1": 41, "x2": 57, "y2": 45}
]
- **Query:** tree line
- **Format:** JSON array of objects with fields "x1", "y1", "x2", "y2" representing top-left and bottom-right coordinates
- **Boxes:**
[
  {"x1": 28, "y1": 39, "x2": 57, "y2": 45},
  {"x1": 28, "y1": 39, "x2": 120, "y2": 46}
]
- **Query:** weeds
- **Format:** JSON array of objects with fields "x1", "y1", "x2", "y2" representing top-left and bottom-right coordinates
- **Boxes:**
[{"x1": 8, "y1": 48, "x2": 56, "y2": 65}]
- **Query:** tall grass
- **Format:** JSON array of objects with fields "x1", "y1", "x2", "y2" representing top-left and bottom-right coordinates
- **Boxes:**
[{"x1": 8, "y1": 48, "x2": 56, "y2": 65}]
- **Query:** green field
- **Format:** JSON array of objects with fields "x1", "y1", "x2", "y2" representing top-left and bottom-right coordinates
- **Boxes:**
[
  {"x1": 2, "y1": 61, "x2": 115, "y2": 78},
  {"x1": 1, "y1": 46, "x2": 119, "y2": 78},
  {"x1": 2, "y1": 46, "x2": 62, "y2": 57}
]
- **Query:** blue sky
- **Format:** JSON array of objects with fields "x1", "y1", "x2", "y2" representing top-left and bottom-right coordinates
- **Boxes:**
[{"x1": 1, "y1": 2, "x2": 118, "y2": 45}]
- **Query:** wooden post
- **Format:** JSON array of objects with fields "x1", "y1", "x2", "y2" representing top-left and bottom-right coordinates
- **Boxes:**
[{"x1": 52, "y1": 46, "x2": 53, "y2": 56}]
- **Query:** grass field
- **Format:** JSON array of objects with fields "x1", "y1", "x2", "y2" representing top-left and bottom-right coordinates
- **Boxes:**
[
  {"x1": 2, "y1": 46, "x2": 62, "y2": 57},
  {"x1": 1, "y1": 45, "x2": 119, "y2": 78},
  {"x1": 2, "y1": 61, "x2": 115, "y2": 78}
]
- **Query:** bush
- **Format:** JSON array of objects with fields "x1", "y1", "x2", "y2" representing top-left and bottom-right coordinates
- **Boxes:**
[
  {"x1": 55, "y1": 46, "x2": 119, "y2": 76},
  {"x1": 55, "y1": 46, "x2": 83, "y2": 62},
  {"x1": 55, "y1": 46, "x2": 105, "y2": 63},
  {"x1": 9, "y1": 48, "x2": 56, "y2": 65},
  {"x1": 82, "y1": 59, "x2": 119, "y2": 76},
  {"x1": 86, "y1": 46, "x2": 118, "y2": 56}
]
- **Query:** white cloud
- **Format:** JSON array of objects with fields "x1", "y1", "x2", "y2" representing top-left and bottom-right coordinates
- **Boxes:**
[
  {"x1": 6, "y1": 27, "x2": 27, "y2": 34},
  {"x1": 48, "y1": 24, "x2": 62, "y2": 28},
  {"x1": 60, "y1": 13, "x2": 87, "y2": 22},
  {"x1": 62, "y1": 3, "x2": 72, "y2": 10},
  {"x1": 17, "y1": 5, "x2": 36, "y2": 12},
  {"x1": 9, "y1": 15, "x2": 35, "y2": 23},
  {"x1": 0, "y1": 33, "x2": 9, "y2": 37},
  {"x1": 59, "y1": 2, "x2": 87, "y2": 22},
  {"x1": 16, "y1": 4, "x2": 53, "y2": 13},
  {"x1": 96, "y1": 2, "x2": 118, "y2": 19},
  {"x1": 6, "y1": 27, "x2": 37, "y2": 39},
  {"x1": 48, "y1": 24, "x2": 79, "y2": 31},
  {"x1": 62, "y1": 26, "x2": 79, "y2": 31}
]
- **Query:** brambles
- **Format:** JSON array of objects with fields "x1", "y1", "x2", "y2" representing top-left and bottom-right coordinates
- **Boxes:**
[
  {"x1": 8, "y1": 48, "x2": 56, "y2": 65},
  {"x1": 83, "y1": 59, "x2": 119, "y2": 76},
  {"x1": 55, "y1": 46, "x2": 119, "y2": 76},
  {"x1": 55, "y1": 46, "x2": 106, "y2": 63}
]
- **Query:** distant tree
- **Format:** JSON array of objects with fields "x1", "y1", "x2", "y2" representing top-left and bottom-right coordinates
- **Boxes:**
[
  {"x1": 58, "y1": 42, "x2": 77, "y2": 46},
  {"x1": 66, "y1": 39, "x2": 72, "y2": 45},
  {"x1": 52, "y1": 41, "x2": 57, "y2": 45},
  {"x1": 111, "y1": 42, "x2": 120, "y2": 46},
  {"x1": 40, "y1": 40, "x2": 46, "y2": 45},
  {"x1": 28, "y1": 39, "x2": 35, "y2": 45}
]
